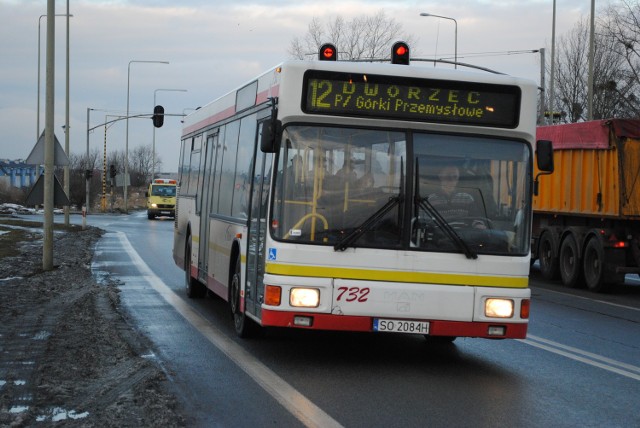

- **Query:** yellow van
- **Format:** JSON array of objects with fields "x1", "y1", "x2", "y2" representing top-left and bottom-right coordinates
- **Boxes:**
[{"x1": 146, "y1": 178, "x2": 177, "y2": 219}]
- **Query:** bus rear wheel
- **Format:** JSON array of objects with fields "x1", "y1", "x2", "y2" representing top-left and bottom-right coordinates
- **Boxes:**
[{"x1": 185, "y1": 237, "x2": 205, "y2": 298}]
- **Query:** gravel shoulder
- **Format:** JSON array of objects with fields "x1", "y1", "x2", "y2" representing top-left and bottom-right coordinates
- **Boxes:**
[{"x1": 0, "y1": 216, "x2": 186, "y2": 427}]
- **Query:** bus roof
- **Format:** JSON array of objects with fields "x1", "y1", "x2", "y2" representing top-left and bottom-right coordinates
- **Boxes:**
[{"x1": 182, "y1": 60, "x2": 538, "y2": 138}]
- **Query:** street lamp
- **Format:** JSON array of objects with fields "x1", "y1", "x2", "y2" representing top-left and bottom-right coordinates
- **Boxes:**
[
  {"x1": 587, "y1": 0, "x2": 595, "y2": 120},
  {"x1": 549, "y1": 0, "x2": 556, "y2": 124},
  {"x1": 125, "y1": 60, "x2": 169, "y2": 213},
  {"x1": 152, "y1": 88, "x2": 187, "y2": 180},
  {"x1": 37, "y1": 13, "x2": 73, "y2": 140},
  {"x1": 420, "y1": 12, "x2": 458, "y2": 69}
]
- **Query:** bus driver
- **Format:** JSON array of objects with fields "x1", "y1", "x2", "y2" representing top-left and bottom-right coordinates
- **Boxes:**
[{"x1": 427, "y1": 164, "x2": 487, "y2": 228}]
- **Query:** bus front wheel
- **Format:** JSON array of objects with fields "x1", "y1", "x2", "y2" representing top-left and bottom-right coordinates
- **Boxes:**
[{"x1": 230, "y1": 254, "x2": 259, "y2": 338}]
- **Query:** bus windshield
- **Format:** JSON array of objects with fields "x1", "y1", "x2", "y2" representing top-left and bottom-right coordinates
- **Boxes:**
[{"x1": 272, "y1": 125, "x2": 531, "y2": 256}]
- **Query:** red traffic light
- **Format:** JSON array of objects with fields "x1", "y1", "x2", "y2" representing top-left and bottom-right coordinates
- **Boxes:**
[
  {"x1": 391, "y1": 41, "x2": 410, "y2": 65},
  {"x1": 319, "y1": 43, "x2": 337, "y2": 61}
]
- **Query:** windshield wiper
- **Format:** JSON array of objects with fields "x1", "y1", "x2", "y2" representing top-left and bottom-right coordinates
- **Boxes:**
[
  {"x1": 413, "y1": 159, "x2": 477, "y2": 260},
  {"x1": 334, "y1": 158, "x2": 405, "y2": 252},
  {"x1": 333, "y1": 194, "x2": 403, "y2": 251},
  {"x1": 415, "y1": 197, "x2": 477, "y2": 259}
]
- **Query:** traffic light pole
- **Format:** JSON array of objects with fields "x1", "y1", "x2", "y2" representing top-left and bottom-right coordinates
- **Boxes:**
[{"x1": 84, "y1": 110, "x2": 179, "y2": 216}]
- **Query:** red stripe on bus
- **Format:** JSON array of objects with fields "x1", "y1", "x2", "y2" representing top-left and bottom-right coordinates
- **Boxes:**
[
  {"x1": 183, "y1": 105, "x2": 236, "y2": 136},
  {"x1": 256, "y1": 85, "x2": 280, "y2": 104},
  {"x1": 260, "y1": 309, "x2": 527, "y2": 339},
  {"x1": 182, "y1": 84, "x2": 279, "y2": 137}
]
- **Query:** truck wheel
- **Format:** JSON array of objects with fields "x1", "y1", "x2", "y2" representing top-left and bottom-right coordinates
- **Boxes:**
[
  {"x1": 539, "y1": 232, "x2": 560, "y2": 280},
  {"x1": 185, "y1": 237, "x2": 205, "y2": 298},
  {"x1": 560, "y1": 235, "x2": 582, "y2": 288},
  {"x1": 583, "y1": 238, "x2": 609, "y2": 292}
]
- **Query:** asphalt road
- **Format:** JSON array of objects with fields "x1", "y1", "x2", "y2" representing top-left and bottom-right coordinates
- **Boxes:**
[{"x1": 45, "y1": 212, "x2": 640, "y2": 427}]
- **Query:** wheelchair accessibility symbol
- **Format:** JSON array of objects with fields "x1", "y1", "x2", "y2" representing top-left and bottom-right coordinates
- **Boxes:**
[{"x1": 268, "y1": 248, "x2": 277, "y2": 261}]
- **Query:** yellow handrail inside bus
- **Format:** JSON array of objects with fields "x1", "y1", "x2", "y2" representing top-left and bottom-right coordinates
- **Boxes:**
[{"x1": 283, "y1": 212, "x2": 329, "y2": 241}]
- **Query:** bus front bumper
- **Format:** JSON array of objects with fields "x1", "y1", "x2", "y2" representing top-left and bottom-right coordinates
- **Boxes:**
[{"x1": 260, "y1": 309, "x2": 527, "y2": 339}]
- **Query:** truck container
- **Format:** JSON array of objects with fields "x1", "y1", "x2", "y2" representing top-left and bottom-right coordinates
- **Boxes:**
[{"x1": 532, "y1": 119, "x2": 640, "y2": 291}]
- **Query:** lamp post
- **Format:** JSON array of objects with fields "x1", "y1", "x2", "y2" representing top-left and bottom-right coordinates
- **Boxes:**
[
  {"x1": 549, "y1": 0, "x2": 556, "y2": 124},
  {"x1": 63, "y1": 0, "x2": 71, "y2": 226},
  {"x1": 125, "y1": 60, "x2": 169, "y2": 213},
  {"x1": 37, "y1": 13, "x2": 73, "y2": 140},
  {"x1": 420, "y1": 12, "x2": 458, "y2": 69},
  {"x1": 152, "y1": 88, "x2": 187, "y2": 180},
  {"x1": 587, "y1": 0, "x2": 595, "y2": 120}
]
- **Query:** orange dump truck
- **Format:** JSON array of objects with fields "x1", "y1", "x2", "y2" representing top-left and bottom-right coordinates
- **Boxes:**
[{"x1": 532, "y1": 119, "x2": 640, "y2": 291}]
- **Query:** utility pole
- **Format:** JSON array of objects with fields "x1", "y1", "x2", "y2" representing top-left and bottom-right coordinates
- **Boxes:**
[
  {"x1": 43, "y1": 0, "x2": 55, "y2": 270},
  {"x1": 63, "y1": 0, "x2": 71, "y2": 225},
  {"x1": 539, "y1": 47, "x2": 546, "y2": 125},
  {"x1": 549, "y1": 0, "x2": 556, "y2": 124},
  {"x1": 587, "y1": 0, "x2": 595, "y2": 121}
]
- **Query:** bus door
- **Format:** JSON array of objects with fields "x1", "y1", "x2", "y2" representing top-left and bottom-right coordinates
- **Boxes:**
[
  {"x1": 197, "y1": 130, "x2": 218, "y2": 282},
  {"x1": 245, "y1": 122, "x2": 273, "y2": 318}
]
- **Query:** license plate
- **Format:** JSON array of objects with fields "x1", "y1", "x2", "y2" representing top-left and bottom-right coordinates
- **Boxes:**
[{"x1": 373, "y1": 318, "x2": 430, "y2": 334}]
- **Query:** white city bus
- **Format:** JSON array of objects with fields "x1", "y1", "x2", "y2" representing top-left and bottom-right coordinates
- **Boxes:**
[{"x1": 173, "y1": 43, "x2": 553, "y2": 341}]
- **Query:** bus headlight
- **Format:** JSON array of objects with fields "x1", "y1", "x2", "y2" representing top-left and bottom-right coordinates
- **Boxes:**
[
  {"x1": 151, "y1": 203, "x2": 158, "y2": 208},
  {"x1": 485, "y1": 298, "x2": 514, "y2": 318},
  {"x1": 290, "y1": 288, "x2": 320, "y2": 308}
]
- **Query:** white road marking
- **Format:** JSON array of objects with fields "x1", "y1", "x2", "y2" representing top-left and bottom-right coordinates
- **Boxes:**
[
  {"x1": 535, "y1": 287, "x2": 640, "y2": 312},
  {"x1": 520, "y1": 334, "x2": 640, "y2": 381},
  {"x1": 114, "y1": 232, "x2": 343, "y2": 428}
]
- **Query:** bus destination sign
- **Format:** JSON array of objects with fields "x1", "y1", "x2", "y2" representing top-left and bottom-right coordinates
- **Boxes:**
[{"x1": 302, "y1": 70, "x2": 521, "y2": 128}]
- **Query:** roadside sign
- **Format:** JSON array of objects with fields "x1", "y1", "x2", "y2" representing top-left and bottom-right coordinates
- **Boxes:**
[
  {"x1": 25, "y1": 173, "x2": 70, "y2": 206},
  {"x1": 25, "y1": 130, "x2": 70, "y2": 166}
]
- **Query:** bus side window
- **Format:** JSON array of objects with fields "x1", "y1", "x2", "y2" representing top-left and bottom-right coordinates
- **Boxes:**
[{"x1": 232, "y1": 114, "x2": 258, "y2": 219}]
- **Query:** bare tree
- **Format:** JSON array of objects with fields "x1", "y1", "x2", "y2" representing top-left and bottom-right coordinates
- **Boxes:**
[
  {"x1": 129, "y1": 145, "x2": 161, "y2": 186},
  {"x1": 551, "y1": 13, "x2": 637, "y2": 123},
  {"x1": 601, "y1": 0, "x2": 640, "y2": 117},
  {"x1": 289, "y1": 11, "x2": 416, "y2": 61},
  {"x1": 553, "y1": 19, "x2": 589, "y2": 122}
]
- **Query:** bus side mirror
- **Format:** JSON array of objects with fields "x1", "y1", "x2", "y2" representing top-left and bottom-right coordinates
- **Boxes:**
[
  {"x1": 260, "y1": 118, "x2": 281, "y2": 153},
  {"x1": 536, "y1": 140, "x2": 554, "y2": 172},
  {"x1": 534, "y1": 139, "x2": 554, "y2": 196}
]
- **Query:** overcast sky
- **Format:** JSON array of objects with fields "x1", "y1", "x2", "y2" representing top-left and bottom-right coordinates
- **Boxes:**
[{"x1": 1, "y1": 0, "x2": 594, "y2": 173}]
